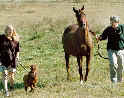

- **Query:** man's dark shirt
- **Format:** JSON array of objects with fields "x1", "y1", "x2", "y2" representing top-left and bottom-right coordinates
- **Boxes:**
[{"x1": 100, "y1": 24, "x2": 124, "y2": 50}]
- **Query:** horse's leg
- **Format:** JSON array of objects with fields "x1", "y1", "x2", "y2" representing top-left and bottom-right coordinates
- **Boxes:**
[
  {"x1": 65, "y1": 53, "x2": 70, "y2": 80},
  {"x1": 24, "y1": 86, "x2": 28, "y2": 94},
  {"x1": 77, "y1": 56, "x2": 83, "y2": 84},
  {"x1": 84, "y1": 53, "x2": 91, "y2": 81},
  {"x1": 30, "y1": 85, "x2": 34, "y2": 92}
]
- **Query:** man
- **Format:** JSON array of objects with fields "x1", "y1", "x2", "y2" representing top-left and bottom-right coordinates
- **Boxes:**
[{"x1": 96, "y1": 16, "x2": 124, "y2": 83}]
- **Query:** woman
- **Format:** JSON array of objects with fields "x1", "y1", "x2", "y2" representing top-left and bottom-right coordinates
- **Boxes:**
[{"x1": 0, "y1": 25, "x2": 20, "y2": 96}]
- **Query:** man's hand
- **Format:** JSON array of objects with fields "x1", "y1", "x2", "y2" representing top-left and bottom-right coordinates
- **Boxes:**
[{"x1": 96, "y1": 35, "x2": 101, "y2": 43}]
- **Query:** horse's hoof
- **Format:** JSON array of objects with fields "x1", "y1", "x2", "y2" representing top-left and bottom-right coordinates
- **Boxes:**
[
  {"x1": 80, "y1": 80, "x2": 83, "y2": 85},
  {"x1": 84, "y1": 77, "x2": 87, "y2": 82}
]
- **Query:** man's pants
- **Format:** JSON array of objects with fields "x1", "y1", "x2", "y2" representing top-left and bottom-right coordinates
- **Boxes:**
[{"x1": 108, "y1": 49, "x2": 124, "y2": 83}]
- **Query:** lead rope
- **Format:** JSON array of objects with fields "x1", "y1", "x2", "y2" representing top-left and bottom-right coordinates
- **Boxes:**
[
  {"x1": 17, "y1": 60, "x2": 29, "y2": 72},
  {"x1": 97, "y1": 42, "x2": 109, "y2": 59}
]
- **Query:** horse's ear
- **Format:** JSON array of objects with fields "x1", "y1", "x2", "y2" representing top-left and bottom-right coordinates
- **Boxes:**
[
  {"x1": 81, "y1": 5, "x2": 85, "y2": 10},
  {"x1": 79, "y1": 9, "x2": 81, "y2": 13},
  {"x1": 73, "y1": 7, "x2": 77, "y2": 13}
]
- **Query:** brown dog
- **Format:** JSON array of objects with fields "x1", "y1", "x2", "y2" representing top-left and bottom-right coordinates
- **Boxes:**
[{"x1": 23, "y1": 64, "x2": 38, "y2": 93}]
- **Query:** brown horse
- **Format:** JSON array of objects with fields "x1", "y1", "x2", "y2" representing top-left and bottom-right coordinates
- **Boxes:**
[{"x1": 62, "y1": 6, "x2": 93, "y2": 84}]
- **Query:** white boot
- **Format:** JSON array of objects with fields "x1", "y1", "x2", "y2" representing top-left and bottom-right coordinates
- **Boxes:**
[
  {"x1": 2, "y1": 70, "x2": 9, "y2": 97},
  {"x1": 5, "y1": 90, "x2": 9, "y2": 97}
]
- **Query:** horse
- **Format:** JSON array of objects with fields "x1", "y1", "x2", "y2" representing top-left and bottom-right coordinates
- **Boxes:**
[{"x1": 62, "y1": 6, "x2": 94, "y2": 84}]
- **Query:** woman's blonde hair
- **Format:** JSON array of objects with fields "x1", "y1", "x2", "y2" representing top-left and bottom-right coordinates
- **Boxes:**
[{"x1": 4, "y1": 25, "x2": 19, "y2": 41}]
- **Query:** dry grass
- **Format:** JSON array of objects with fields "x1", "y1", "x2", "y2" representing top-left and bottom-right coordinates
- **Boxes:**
[{"x1": 0, "y1": 1, "x2": 124, "y2": 32}]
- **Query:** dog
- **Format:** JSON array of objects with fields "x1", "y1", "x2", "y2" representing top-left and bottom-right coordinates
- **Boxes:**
[{"x1": 23, "y1": 64, "x2": 38, "y2": 93}]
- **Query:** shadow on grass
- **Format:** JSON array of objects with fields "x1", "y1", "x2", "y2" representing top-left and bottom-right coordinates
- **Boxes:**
[
  {"x1": 0, "y1": 81, "x2": 45, "y2": 91},
  {"x1": 0, "y1": 81, "x2": 24, "y2": 91}
]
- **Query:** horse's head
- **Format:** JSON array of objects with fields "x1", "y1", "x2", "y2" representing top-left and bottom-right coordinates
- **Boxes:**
[{"x1": 73, "y1": 6, "x2": 87, "y2": 29}]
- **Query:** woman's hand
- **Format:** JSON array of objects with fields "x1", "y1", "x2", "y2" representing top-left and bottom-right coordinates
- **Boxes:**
[{"x1": 16, "y1": 52, "x2": 19, "y2": 61}]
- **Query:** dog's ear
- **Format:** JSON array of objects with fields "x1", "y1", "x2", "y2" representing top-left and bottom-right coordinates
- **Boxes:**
[{"x1": 30, "y1": 64, "x2": 37, "y2": 71}]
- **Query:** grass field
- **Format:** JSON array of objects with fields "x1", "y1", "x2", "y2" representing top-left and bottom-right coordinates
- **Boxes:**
[{"x1": 0, "y1": 1, "x2": 124, "y2": 98}]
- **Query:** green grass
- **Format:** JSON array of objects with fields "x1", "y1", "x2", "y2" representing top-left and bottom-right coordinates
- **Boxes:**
[{"x1": 0, "y1": 23, "x2": 121, "y2": 98}]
